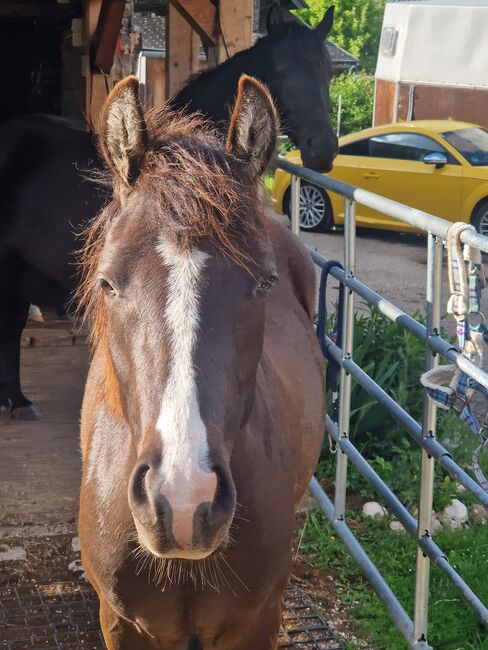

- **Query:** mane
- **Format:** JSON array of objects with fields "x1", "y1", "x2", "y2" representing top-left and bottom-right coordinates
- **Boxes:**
[{"x1": 75, "y1": 105, "x2": 265, "y2": 354}]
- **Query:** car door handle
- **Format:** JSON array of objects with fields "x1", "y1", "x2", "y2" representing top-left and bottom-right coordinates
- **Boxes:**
[{"x1": 363, "y1": 172, "x2": 379, "y2": 180}]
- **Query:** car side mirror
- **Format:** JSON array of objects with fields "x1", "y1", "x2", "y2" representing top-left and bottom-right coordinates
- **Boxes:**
[{"x1": 423, "y1": 152, "x2": 447, "y2": 168}]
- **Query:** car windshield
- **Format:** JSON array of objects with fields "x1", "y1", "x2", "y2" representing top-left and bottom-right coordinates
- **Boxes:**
[{"x1": 440, "y1": 128, "x2": 488, "y2": 166}]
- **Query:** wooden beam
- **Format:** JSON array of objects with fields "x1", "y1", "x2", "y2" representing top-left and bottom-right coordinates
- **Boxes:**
[
  {"x1": 169, "y1": 0, "x2": 219, "y2": 47},
  {"x1": 220, "y1": 0, "x2": 253, "y2": 57},
  {"x1": 166, "y1": 4, "x2": 200, "y2": 98},
  {"x1": 93, "y1": 0, "x2": 125, "y2": 74},
  {"x1": 208, "y1": 0, "x2": 253, "y2": 66}
]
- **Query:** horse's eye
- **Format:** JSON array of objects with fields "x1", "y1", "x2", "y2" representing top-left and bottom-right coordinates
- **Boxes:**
[
  {"x1": 99, "y1": 278, "x2": 116, "y2": 297},
  {"x1": 257, "y1": 273, "x2": 278, "y2": 294}
]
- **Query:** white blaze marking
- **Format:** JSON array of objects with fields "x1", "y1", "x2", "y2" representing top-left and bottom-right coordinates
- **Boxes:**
[{"x1": 156, "y1": 239, "x2": 212, "y2": 509}]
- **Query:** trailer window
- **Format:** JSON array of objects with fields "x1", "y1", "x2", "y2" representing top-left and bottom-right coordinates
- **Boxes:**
[{"x1": 441, "y1": 128, "x2": 488, "y2": 166}]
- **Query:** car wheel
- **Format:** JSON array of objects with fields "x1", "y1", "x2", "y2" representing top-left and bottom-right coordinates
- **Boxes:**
[
  {"x1": 284, "y1": 182, "x2": 333, "y2": 233},
  {"x1": 471, "y1": 200, "x2": 488, "y2": 238}
]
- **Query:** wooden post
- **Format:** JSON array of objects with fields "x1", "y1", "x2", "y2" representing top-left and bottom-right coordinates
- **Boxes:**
[
  {"x1": 166, "y1": 4, "x2": 200, "y2": 99},
  {"x1": 84, "y1": 0, "x2": 111, "y2": 131},
  {"x1": 208, "y1": 0, "x2": 253, "y2": 66}
]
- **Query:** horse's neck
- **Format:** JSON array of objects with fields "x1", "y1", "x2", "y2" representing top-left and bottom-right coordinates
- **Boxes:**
[{"x1": 171, "y1": 44, "x2": 268, "y2": 125}]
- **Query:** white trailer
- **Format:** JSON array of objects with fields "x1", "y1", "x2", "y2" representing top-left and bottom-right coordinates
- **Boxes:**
[{"x1": 374, "y1": 0, "x2": 488, "y2": 127}]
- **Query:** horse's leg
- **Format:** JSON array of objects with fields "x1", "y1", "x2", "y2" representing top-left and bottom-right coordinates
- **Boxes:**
[
  {"x1": 0, "y1": 296, "x2": 39, "y2": 420},
  {"x1": 99, "y1": 597, "x2": 158, "y2": 650},
  {"x1": 210, "y1": 602, "x2": 282, "y2": 650}
]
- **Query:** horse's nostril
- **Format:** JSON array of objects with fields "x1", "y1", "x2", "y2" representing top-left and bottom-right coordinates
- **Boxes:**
[{"x1": 131, "y1": 463, "x2": 150, "y2": 505}]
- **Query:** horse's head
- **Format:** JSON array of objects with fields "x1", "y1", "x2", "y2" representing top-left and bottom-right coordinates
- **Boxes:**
[
  {"x1": 265, "y1": 5, "x2": 338, "y2": 172},
  {"x1": 84, "y1": 75, "x2": 278, "y2": 561}
]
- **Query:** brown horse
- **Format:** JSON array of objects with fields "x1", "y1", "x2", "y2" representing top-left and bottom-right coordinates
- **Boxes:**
[{"x1": 78, "y1": 75, "x2": 325, "y2": 650}]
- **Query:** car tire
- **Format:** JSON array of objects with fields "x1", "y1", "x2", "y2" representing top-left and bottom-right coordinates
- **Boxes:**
[
  {"x1": 471, "y1": 199, "x2": 488, "y2": 238},
  {"x1": 284, "y1": 182, "x2": 333, "y2": 233}
]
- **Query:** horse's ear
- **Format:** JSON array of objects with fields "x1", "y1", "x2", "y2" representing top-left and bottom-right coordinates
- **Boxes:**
[
  {"x1": 227, "y1": 75, "x2": 278, "y2": 178},
  {"x1": 314, "y1": 5, "x2": 334, "y2": 41},
  {"x1": 266, "y1": 5, "x2": 302, "y2": 35},
  {"x1": 99, "y1": 76, "x2": 148, "y2": 190}
]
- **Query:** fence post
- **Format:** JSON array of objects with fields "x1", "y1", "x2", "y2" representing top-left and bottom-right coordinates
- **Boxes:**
[
  {"x1": 335, "y1": 198, "x2": 356, "y2": 519},
  {"x1": 413, "y1": 233, "x2": 443, "y2": 649},
  {"x1": 290, "y1": 174, "x2": 301, "y2": 237}
]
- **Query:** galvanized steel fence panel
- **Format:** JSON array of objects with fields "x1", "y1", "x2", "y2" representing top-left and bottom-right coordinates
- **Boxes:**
[{"x1": 277, "y1": 156, "x2": 488, "y2": 650}]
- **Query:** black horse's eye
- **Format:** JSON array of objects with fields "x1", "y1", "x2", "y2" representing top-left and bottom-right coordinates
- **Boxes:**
[
  {"x1": 257, "y1": 273, "x2": 279, "y2": 294},
  {"x1": 99, "y1": 278, "x2": 116, "y2": 297}
]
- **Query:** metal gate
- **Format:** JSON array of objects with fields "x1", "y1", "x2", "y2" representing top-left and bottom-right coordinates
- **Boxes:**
[{"x1": 277, "y1": 157, "x2": 488, "y2": 649}]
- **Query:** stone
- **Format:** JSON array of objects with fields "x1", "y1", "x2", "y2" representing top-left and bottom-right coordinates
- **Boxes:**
[
  {"x1": 470, "y1": 504, "x2": 488, "y2": 525},
  {"x1": 297, "y1": 487, "x2": 318, "y2": 513},
  {"x1": 68, "y1": 559, "x2": 87, "y2": 581},
  {"x1": 362, "y1": 501, "x2": 386, "y2": 518},
  {"x1": 68, "y1": 559, "x2": 83, "y2": 573},
  {"x1": 389, "y1": 520, "x2": 405, "y2": 533},
  {"x1": 439, "y1": 499, "x2": 468, "y2": 530},
  {"x1": 71, "y1": 536, "x2": 80, "y2": 553},
  {"x1": 0, "y1": 545, "x2": 26, "y2": 561},
  {"x1": 431, "y1": 513, "x2": 444, "y2": 534}
]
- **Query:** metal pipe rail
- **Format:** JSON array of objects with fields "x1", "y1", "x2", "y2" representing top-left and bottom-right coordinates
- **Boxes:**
[
  {"x1": 323, "y1": 415, "x2": 488, "y2": 627},
  {"x1": 276, "y1": 157, "x2": 488, "y2": 649}
]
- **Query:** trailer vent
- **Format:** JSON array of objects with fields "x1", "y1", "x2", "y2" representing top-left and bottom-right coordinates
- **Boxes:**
[{"x1": 380, "y1": 26, "x2": 399, "y2": 57}]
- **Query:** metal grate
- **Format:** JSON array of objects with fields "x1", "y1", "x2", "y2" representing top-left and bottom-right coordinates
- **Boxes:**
[
  {"x1": 0, "y1": 583, "x2": 103, "y2": 649},
  {"x1": 279, "y1": 587, "x2": 344, "y2": 649},
  {"x1": 0, "y1": 582, "x2": 343, "y2": 650}
]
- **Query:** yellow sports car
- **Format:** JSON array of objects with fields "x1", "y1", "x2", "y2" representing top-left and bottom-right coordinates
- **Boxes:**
[{"x1": 271, "y1": 120, "x2": 488, "y2": 235}]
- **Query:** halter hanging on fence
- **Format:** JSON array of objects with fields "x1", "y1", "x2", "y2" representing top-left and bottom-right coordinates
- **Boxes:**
[
  {"x1": 316, "y1": 260, "x2": 345, "y2": 451},
  {"x1": 421, "y1": 222, "x2": 488, "y2": 491}
]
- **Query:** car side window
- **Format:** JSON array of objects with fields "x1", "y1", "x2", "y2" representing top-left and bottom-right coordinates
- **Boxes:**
[
  {"x1": 339, "y1": 132, "x2": 458, "y2": 164},
  {"x1": 339, "y1": 139, "x2": 371, "y2": 156},
  {"x1": 367, "y1": 133, "x2": 458, "y2": 164}
]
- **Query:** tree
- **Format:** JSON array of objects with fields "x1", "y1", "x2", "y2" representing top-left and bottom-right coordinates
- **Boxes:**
[
  {"x1": 295, "y1": 0, "x2": 386, "y2": 73},
  {"x1": 329, "y1": 71, "x2": 375, "y2": 135}
]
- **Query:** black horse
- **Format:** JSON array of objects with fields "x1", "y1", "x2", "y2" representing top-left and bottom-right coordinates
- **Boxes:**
[{"x1": 0, "y1": 6, "x2": 337, "y2": 420}]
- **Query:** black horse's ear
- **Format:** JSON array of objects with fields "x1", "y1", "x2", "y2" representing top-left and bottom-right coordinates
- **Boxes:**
[
  {"x1": 314, "y1": 5, "x2": 334, "y2": 41},
  {"x1": 266, "y1": 5, "x2": 302, "y2": 35},
  {"x1": 99, "y1": 76, "x2": 148, "y2": 190},
  {"x1": 227, "y1": 75, "x2": 278, "y2": 178}
]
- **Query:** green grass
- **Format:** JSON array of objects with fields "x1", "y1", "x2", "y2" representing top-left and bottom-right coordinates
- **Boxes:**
[{"x1": 301, "y1": 511, "x2": 488, "y2": 649}]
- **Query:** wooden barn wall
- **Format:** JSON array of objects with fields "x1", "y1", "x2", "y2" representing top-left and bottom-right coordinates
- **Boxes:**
[
  {"x1": 146, "y1": 58, "x2": 165, "y2": 108},
  {"x1": 375, "y1": 79, "x2": 488, "y2": 129}
]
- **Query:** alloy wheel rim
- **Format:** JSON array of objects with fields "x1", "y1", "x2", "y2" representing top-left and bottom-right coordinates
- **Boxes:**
[
  {"x1": 299, "y1": 185, "x2": 326, "y2": 229},
  {"x1": 479, "y1": 210, "x2": 488, "y2": 238}
]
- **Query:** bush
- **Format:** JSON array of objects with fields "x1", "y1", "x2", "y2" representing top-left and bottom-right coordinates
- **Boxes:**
[{"x1": 330, "y1": 71, "x2": 375, "y2": 136}]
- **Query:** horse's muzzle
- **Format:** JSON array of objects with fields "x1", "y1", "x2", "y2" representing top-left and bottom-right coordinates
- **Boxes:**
[
  {"x1": 299, "y1": 131, "x2": 338, "y2": 174},
  {"x1": 128, "y1": 458, "x2": 236, "y2": 559}
]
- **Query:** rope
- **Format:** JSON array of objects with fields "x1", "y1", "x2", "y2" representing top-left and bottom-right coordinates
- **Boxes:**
[{"x1": 421, "y1": 222, "x2": 488, "y2": 491}]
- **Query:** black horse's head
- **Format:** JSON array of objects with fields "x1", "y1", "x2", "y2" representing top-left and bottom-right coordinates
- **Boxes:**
[{"x1": 265, "y1": 5, "x2": 338, "y2": 172}]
